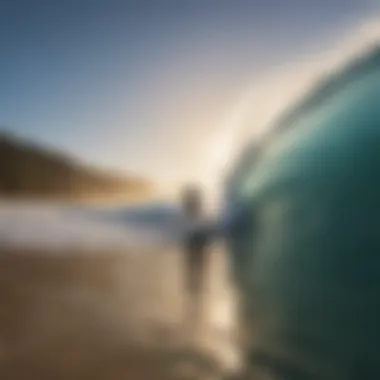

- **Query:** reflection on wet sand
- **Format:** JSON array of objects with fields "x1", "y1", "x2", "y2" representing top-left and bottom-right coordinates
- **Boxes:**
[{"x1": 0, "y1": 245, "x2": 239, "y2": 379}]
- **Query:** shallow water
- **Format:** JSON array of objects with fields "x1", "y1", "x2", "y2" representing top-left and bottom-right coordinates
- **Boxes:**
[{"x1": 0, "y1": 202, "x2": 241, "y2": 378}]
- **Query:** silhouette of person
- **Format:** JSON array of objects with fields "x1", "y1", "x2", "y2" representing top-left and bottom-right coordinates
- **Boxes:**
[
  {"x1": 180, "y1": 184, "x2": 210, "y2": 341},
  {"x1": 224, "y1": 47, "x2": 380, "y2": 379}
]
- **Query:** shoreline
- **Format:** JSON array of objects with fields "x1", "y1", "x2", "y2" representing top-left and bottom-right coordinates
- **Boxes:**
[{"x1": 0, "y1": 246, "x2": 241, "y2": 379}]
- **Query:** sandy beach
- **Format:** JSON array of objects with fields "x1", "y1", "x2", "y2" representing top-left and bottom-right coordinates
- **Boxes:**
[{"x1": 0, "y1": 244, "x2": 240, "y2": 380}]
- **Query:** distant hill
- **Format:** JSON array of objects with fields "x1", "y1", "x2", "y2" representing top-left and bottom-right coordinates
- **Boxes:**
[{"x1": 0, "y1": 132, "x2": 154, "y2": 201}]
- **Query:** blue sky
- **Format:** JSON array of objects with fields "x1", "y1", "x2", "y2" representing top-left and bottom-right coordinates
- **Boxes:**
[{"x1": 0, "y1": 0, "x2": 376, "y2": 189}]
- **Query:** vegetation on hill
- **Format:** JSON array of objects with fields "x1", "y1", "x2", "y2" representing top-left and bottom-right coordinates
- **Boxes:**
[{"x1": 0, "y1": 132, "x2": 153, "y2": 200}]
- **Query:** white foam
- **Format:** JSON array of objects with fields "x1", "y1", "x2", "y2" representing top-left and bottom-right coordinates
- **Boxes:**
[{"x1": 0, "y1": 202, "x2": 172, "y2": 251}]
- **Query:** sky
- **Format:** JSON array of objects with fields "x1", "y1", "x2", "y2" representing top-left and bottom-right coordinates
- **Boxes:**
[{"x1": 0, "y1": 0, "x2": 378, "y2": 194}]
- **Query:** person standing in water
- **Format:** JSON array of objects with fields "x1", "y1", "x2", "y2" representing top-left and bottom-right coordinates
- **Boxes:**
[{"x1": 180, "y1": 185, "x2": 210, "y2": 341}]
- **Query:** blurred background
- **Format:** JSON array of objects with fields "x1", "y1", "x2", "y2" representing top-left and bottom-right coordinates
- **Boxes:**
[{"x1": 0, "y1": 1, "x2": 379, "y2": 379}]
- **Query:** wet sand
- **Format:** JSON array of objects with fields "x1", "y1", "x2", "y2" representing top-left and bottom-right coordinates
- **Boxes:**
[{"x1": 0, "y1": 246, "x2": 238, "y2": 379}]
